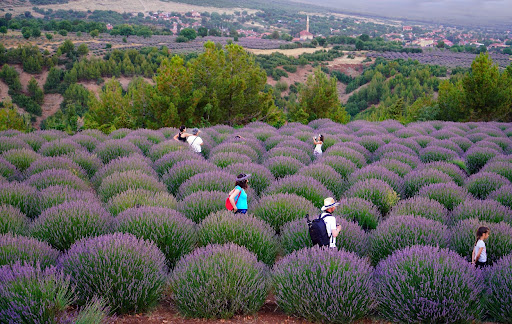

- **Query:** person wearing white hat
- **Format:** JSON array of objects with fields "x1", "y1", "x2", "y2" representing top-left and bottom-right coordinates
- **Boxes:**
[
  {"x1": 186, "y1": 128, "x2": 203, "y2": 153},
  {"x1": 321, "y1": 197, "x2": 341, "y2": 248}
]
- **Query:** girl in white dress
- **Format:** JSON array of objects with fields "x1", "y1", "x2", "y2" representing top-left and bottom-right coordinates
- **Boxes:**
[{"x1": 313, "y1": 134, "x2": 324, "y2": 158}]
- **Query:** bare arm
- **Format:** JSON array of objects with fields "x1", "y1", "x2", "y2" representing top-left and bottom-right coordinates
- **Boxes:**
[
  {"x1": 313, "y1": 140, "x2": 323, "y2": 145},
  {"x1": 331, "y1": 225, "x2": 342, "y2": 238},
  {"x1": 229, "y1": 188, "x2": 241, "y2": 212},
  {"x1": 173, "y1": 133, "x2": 179, "y2": 141}
]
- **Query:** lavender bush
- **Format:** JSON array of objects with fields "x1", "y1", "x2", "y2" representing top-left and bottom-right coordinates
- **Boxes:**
[
  {"x1": 485, "y1": 254, "x2": 512, "y2": 322},
  {"x1": 449, "y1": 219, "x2": 512, "y2": 262},
  {"x1": 372, "y1": 158, "x2": 412, "y2": 177},
  {"x1": 0, "y1": 205, "x2": 29, "y2": 235},
  {"x1": 30, "y1": 201, "x2": 112, "y2": 251},
  {"x1": 266, "y1": 146, "x2": 311, "y2": 165},
  {"x1": 0, "y1": 234, "x2": 60, "y2": 268},
  {"x1": 481, "y1": 161, "x2": 512, "y2": 182},
  {"x1": 349, "y1": 165, "x2": 404, "y2": 197},
  {"x1": 279, "y1": 219, "x2": 313, "y2": 254},
  {"x1": 0, "y1": 157, "x2": 20, "y2": 181},
  {"x1": 177, "y1": 170, "x2": 235, "y2": 199},
  {"x1": 464, "y1": 171, "x2": 509, "y2": 199},
  {"x1": 198, "y1": 211, "x2": 278, "y2": 265},
  {"x1": 389, "y1": 197, "x2": 449, "y2": 223},
  {"x1": 345, "y1": 179, "x2": 399, "y2": 215},
  {"x1": 71, "y1": 134, "x2": 100, "y2": 152},
  {"x1": 419, "y1": 161, "x2": 467, "y2": 186},
  {"x1": 91, "y1": 154, "x2": 156, "y2": 188},
  {"x1": 451, "y1": 199, "x2": 512, "y2": 224},
  {"x1": 374, "y1": 245, "x2": 483, "y2": 323},
  {"x1": 93, "y1": 140, "x2": 143, "y2": 164},
  {"x1": 210, "y1": 152, "x2": 252, "y2": 168},
  {"x1": 2, "y1": 148, "x2": 40, "y2": 172},
  {"x1": 153, "y1": 150, "x2": 202, "y2": 176},
  {"x1": 115, "y1": 207, "x2": 196, "y2": 267},
  {"x1": 316, "y1": 155, "x2": 357, "y2": 179},
  {"x1": 380, "y1": 151, "x2": 421, "y2": 169},
  {"x1": 489, "y1": 185, "x2": 512, "y2": 208},
  {"x1": 26, "y1": 168, "x2": 90, "y2": 191},
  {"x1": 162, "y1": 160, "x2": 219, "y2": 195},
  {"x1": 210, "y1": 143, "x2": 259, "y2": 163},
  {"x1": 67, "y1": 150, "x2": 104, "y2": 178},
  {"x1": 465, "y1": 146, "x2": 500, "y2": 174},
  {"x1": 107, "y1": 189, "x2": 177, "y2": 216},
  {"x1": 325, "y1": 146, "x2": 367, "y2": 168},
  {"x1": 38, "y1": 139, "x2": 85, "y2": 157},
  {"x1": 266, "y1": 175, "x2": 333, "y2": 208},
  {"x1": 24, "y1": 156, "x2": 88, "y2": 180},
  {"x1": 177, "y1": 191, "x2": 227, "y2": 223},
  {"x1": 298, "y1": 164, "x2": 345, "y2": 198},
  {"x1": 357, "y1": 136, "x2": 386, "y2": 153},
  {"x1": 404, "y1": 168, "x2": 453, "y2": 198},
  {"x1": 0, "y1": 137, "x2": 31, "y2": 153},
  {"x1": 252, "y1": 193, "x2": 317, "y2": 232},
  {"x1": 274, "y1": 139, "x2": 313, "y2": 157},
  {"x1": 19, "y1": 133, "x2": 46, "y2": 152},
  {"x1": 370, "y1": 215, "x2": 448, "y2": 264},
  {"x1": 225, "y1": 162, "x2": 274, "y2": 196},
  {"x1": 264, "y1": 156, "x2": 305, "y2": 179},
  {"x1": 374, "y1": 143, "x2": 418, "y2": 161},
  {"x1": 450, "y1": 136, "x2": 474, "y2": 152},
  {"x1": 0, "y1": 182, "x2": 39, "y2": 218},
  {"x1": 0, "y1": 263, "x2": 74, "y2": 324},
  {"x1": 98, "y1": 170, "x2": 166, "y2": 202},
  {"x1": 417, "y1": 182, "x2": 471, "y2": 210},
  {"x1": 38, "y1": 185, "x2": 99, "y2": 212},
  {"x1": 334, "y1": 197, "x2": 382, "y2": 230},
  {"x1": 171, "y1": 243, "x2": 269, "y2": 319},
  {"x1": 58, "y1": 233, "x2": 167, "y2": 314},
  {"x1": 125, "y1": 135, "x2": 154, "y2": 156},
  {"x1": 272, "y1": 246, "x2": 374, "y2": 323}
]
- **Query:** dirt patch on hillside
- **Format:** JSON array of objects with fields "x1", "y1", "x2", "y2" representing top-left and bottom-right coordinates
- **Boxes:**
[
  {"x1": 0, "y1": 80, "x2": 10, "y2": 103},
  {"x1": 266, "y1": 65, "x2": 314, "y2": 88},
  {"x1": 247, "y1": 47, "x2": 328, "y2": 57},
  {"x1": 34, "y1": 94, "x2": 63, "y2": 130}
]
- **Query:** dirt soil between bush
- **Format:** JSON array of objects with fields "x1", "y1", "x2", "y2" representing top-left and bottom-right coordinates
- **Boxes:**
[{"x1": 114, "y1": 295, "x2": 390, "y2": 324}]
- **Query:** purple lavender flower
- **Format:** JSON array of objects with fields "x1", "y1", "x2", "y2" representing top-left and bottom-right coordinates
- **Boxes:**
[
  {"x1": 379, "y1": 151, "x2": 421, "y2": 169},
  {"x1": 91, "y1": 154, "x2": 156, "y2": 188},
  {"x1": 266, "y1": 146, "x2": 311, "y2": 165},
  {"x1": 451, "y1": 199, "x2": 512, "y2": 224},
  {"x1": 389, "y1": 196, "x2": 449, "y2": 223},
  {"x1": 465, "y1": 146, "x2": 500, "y2": 174},
  {"x1": 162, "y1": 159, "x2": 219, "y2": 195},
  {"x1": 272, "y1": 245, "x2": 374, "y2": 323},
  {"x1": 417, "y1": 182, "x2": 472, "y2": 210},
  {"x1": 225, "y1": 162, "x2": 273, "y2": 196},
  {"x1": 0, "y1": 137, "x2": 31, "y2": 153},
  {"x1": 210, "y1": 142, "x2": 259, "y2": 163},
  {"x1": 345, "y1": 179, "x2": 399, "y2": 215},
  {"x1": 315, "y1": 155, "x2": 357, "y2": 179},
  {"x1": 0, "y1": 182, "x2": 39, "y2": 218},
  {"x1": 2, "y1": 148, "x2": 41, "y2": 172},
  {"x1": 464, "y1": 171, "x2": 510, "y2": 199},
  {"x1": 374, "y1": 245, "x2": 484, "y2": 323},
  {"x1": 38, "y1": 138, "x2": 86, "y2": 157},
  {"x1": 24, "y1": 156, "x2": 88, "y2": 180},
  {"x1": 267, "y1": 175, "x2": 333, "y2": 208},
  {"x1": 66, "y1": 150, "x2": 104, "y2": 178},
  {"x1": 372, "y1": 158, "x2": 412, "y2": 177},
  {"x1": 153, "y1": 150, "x2": 203, "y2": 176},
  {"x1": 324, "y1": 146, "x2": 367, "y2": 168},
  {"x1": 375, "y1": 143, "x2": 418, "y2": 161},
  {"x1": 178, "y1": 170, "x2": 235, "y2": 199},
  {"x1": 0, "y1": 157, "x2": 20, "y2": 181},
  {"x1": 147, "y1": 139, "x2": 189, "y2": 162},
  {"x1": 58, "y1": 233, "x2": 167, "y2": 314},
  {"x1": 93, "y1": 139, "x2": 144, "y2": 164},
  {"x1": 177, "y1": 190, "x2": 228, "y2": 223},
  {"x1": 108, "y1": 188, "x2": 177, "y2": 216},
  {"x1": 98, "y1": 170, "x2": 166, "y2": 202},
  {"x1": 0, "y1": 234, "x2": 60, "y2": 268},
  {"x1": 488, "y1": 184, "x2": 512, "y2": 209},
  {"x1": 264, "y1": 156, "x2": 304, "y2": 179},
  {"x1": 0, "y1": 204, "x2": 29, "y2": 235},
  {"x1": 25, "y1": 168, "x2": 91, "y2": 191},
  {"x1": 349, "y1": 165, "x2": 404, "y2": 197},
  {"x1": 418, "y1": 161, "x2": 467, "y2": 186},
  {"x1": 404, "y1": 168, "x2": 454, "y2": 198},
  {"x1": 485, "y1": 254, "x2": 512, "y2": 322}
]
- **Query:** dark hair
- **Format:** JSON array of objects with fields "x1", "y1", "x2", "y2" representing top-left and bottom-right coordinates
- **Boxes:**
[
  {"x1": 319, "y1": 134, "x2": 324, "y2": 142},
  {"x1": 235, "y1": 173, "x2": 249, "y2": 189},
  {"x1": 475, "y1": 226, "x2": 490, "y2": 245},
  {"x1": 179, "y1": 125, "x2": 186, "y2": 132}
]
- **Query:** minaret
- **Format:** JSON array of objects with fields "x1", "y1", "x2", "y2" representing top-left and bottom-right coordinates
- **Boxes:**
[{"x1": 307, "y1": 15, "x2": 310, "y2": 33}]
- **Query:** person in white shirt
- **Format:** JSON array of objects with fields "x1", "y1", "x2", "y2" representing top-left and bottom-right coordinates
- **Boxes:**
[
  {"x1": 313, "y1": 134, "x2": 324, "y2": 158},
  {"x1": 472, "y1": 226, "x2": 490, "y2": 268},
  {"x1": 320, "y1": 197, "x2": 341, "y2": 248},
  {"x1": 187, "y1": 128, "x2": 203, "y2": 153}
]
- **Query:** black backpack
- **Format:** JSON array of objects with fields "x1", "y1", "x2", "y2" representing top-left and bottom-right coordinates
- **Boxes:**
[{"x1": 306, "y1": 213, "x2": 331, "y2": 247}]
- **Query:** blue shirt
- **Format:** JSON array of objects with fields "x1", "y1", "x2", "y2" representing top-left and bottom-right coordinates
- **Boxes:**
[{"x1": 235, "y1": 185, "x2": 248, "y2": 209}]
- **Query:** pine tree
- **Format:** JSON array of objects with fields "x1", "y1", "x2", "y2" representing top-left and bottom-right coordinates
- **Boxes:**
[{"x1": 27, "y1": 77, "x2": 44, "y2": 105}]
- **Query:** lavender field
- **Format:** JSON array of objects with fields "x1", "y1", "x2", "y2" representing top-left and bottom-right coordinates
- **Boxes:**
[{"x1": 0, "y1": 120, "x2": 512, "y2": 323}]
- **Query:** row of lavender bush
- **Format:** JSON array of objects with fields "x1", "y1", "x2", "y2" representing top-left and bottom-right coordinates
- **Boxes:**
[{"x1": 0, "y1": 119, "x2": 511, "y2": 322}]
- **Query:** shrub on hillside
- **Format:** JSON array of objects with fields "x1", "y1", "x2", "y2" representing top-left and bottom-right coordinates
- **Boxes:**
[
  {"x1": 0, "y1": 182, "x2": 39, "y2": 218},
  {"x1": 107, "y1": 189, "x2": 177, "y2": 216},
  {"x1": 272, "y1": 246, "x2": 374, "y2": 323},
  {"x1": 345, "y1": 179, "x2": 399, "y2": 215},
  {"x1": 26, "y1": 169, "x2": 90, "y2": 191},
  {"x1": 485, "y1": 254, "x2": 512, "y2": 323},
  {"x1": 30, "y1": 201, "x2": 111, "y2": 251},
  {"x1": 264, "y1": 156, "x2": 304, "y2": 179},
  {"x1": 91, "y1": 154, "x2": 156, "y2": 188},
  {"x1": 266, "y1": 175, "x2": 332, "y2": 208},
  {"x1": 93, "y1": 140, "x2": 143, "y2": 164},
  {"x1": 334, "y1": 197, "x2": 382, "y2": 230},
  {"x1": 115, "y1": 207, "x2": 195, "y2": 267},
  {"x1": 38, "y1": 139, "x2": 85, "y2": 157},
  {"x1": 178, "y1": 171, "x2": 235, "y2": 199},
  {"x1": 315, "y1": 155, "x2": 357, "y2": 179},
  {"x1": 252, "y1": 193, "x2": 316, "y2": 232},
  {"x1": 0, "y1": 263, "x2": 74, "y2": 324},
  {"x1": 449, "y1": 219, "x2": 512, "y2": 262},
  {"x1": 2, "y1": 148, "x2": 40, "y2": 172},
  {"x1": 464, "y1": 171, "x2": 509, "y2": 199},
  {"x1": 58, "y1": 233, "x2": 167, "y2": 314},
  {"x1": 171, "y1": 243, "x2": 268, "y2": 319},
  {"x1": 370, "y1": 215, "x2": 448, "y2": 264},
  {"x1": 0, "y1": 234, "x2": 59, "y2": 268},
  {"x1": 0, "y1": 205, "x2": 29, "y2": 235},
  {"x1": 389, "y1": 197, "x2": 448, "y2": 223},
  {"x1": 225, "y1": 162, "x2": 274, "y2": 196},
  {"x1": 489, "y1": 185, "x2": 512, "y2": 208},
  {"x1": 451, "y1": 199, "x2": 512, "y2": 224},
  {"x1": 465, "y1": 146, "x2": 499, "y2": 174},
  {"x1": 404, "y1": 169, "x2": 453, "y2": 198},
  {"x1": 24, "y1": 156, "x2": 87, "y2": 180},
  {"x1": 98, "y1": 170, "x2": 166, "y2": 202},
  {"x1": 162, "y1": 160, "x2": 219, "y2": 195},
  {"x1": 198, "y1": 211, "x2": 278, "y2": 265},
  {"x1": 374, "y1": 245, "x2": 483, "y2": 323}
]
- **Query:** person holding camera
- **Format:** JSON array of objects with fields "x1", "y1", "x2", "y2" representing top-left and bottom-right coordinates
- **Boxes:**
[
  {"x1": 321, "y1": 197, "x2": 341, "y2": 248},
  {"x1": 313, "y1": 134, "x2": 324, "y2": 158}
]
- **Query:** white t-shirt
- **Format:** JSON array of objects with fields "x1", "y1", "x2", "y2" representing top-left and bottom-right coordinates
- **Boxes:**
[
  {"x1": 473, "y1": 239, "x2": 487, "y2": 262},
  {"x1": 322, "y1": 212, "x2": 337, "y2": 248},
  {"x1": 314, "y1": 142, "x2": 323, "y2": 155},
  {"x1": 187, "y1": 135, "x2": 203, "y2": 153}
]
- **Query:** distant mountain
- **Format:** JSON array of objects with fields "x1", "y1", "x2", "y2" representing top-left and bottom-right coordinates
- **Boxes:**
[{"x1": 289, "y1": 0, "x2": 511, "y2": 27}]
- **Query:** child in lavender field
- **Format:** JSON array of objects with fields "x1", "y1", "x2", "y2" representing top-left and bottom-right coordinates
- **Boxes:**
[
  {"x1": 472, "y1": 226, "x2": 490, "y2": 268},
  {"x1": 313, "y1": 134, "x2": 324, "y2": 158}
]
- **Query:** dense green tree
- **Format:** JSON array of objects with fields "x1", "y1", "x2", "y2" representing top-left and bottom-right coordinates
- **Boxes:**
[
  {"x1": 0, "y1": 102, "x2": 29, "y2": 131},
  {"x1": 27, "y1": 77, "x2": 44, "y2": 105},
  {"x1": 44, "y1": 67, "x2": 64, "y2": 93},
  {"x1": 179, "y1": 28, "x2": 197, "y2": 41},
  {"x1": 437, "y1": 79, "x2": 466, "y2": 121},
  {"x1": 462, "y1": 53, "x2": 512, "y2": 121},
  {"x1": 31, "y1": 27, "x2": 41, "y2": 38},
  {"x1": 77, "y1": 43, "x2": 89, "y2": 56},
  {"x1": 0, "y1": 64, "x2": 22, "y2": 92},
  {"x1": 198, "y1": 27, "x2": 208, "y2": 37},
  {"x1": 90, "y1": 29, "x2": 99, "y2": 38},
  {"x1": 45, "y1": 33, "x2": 53, "y2": 40}
]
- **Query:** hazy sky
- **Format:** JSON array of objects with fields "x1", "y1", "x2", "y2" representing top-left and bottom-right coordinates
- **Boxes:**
[{"x1": 292, "y1": 0, "x2": 512, "y2": 26}]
